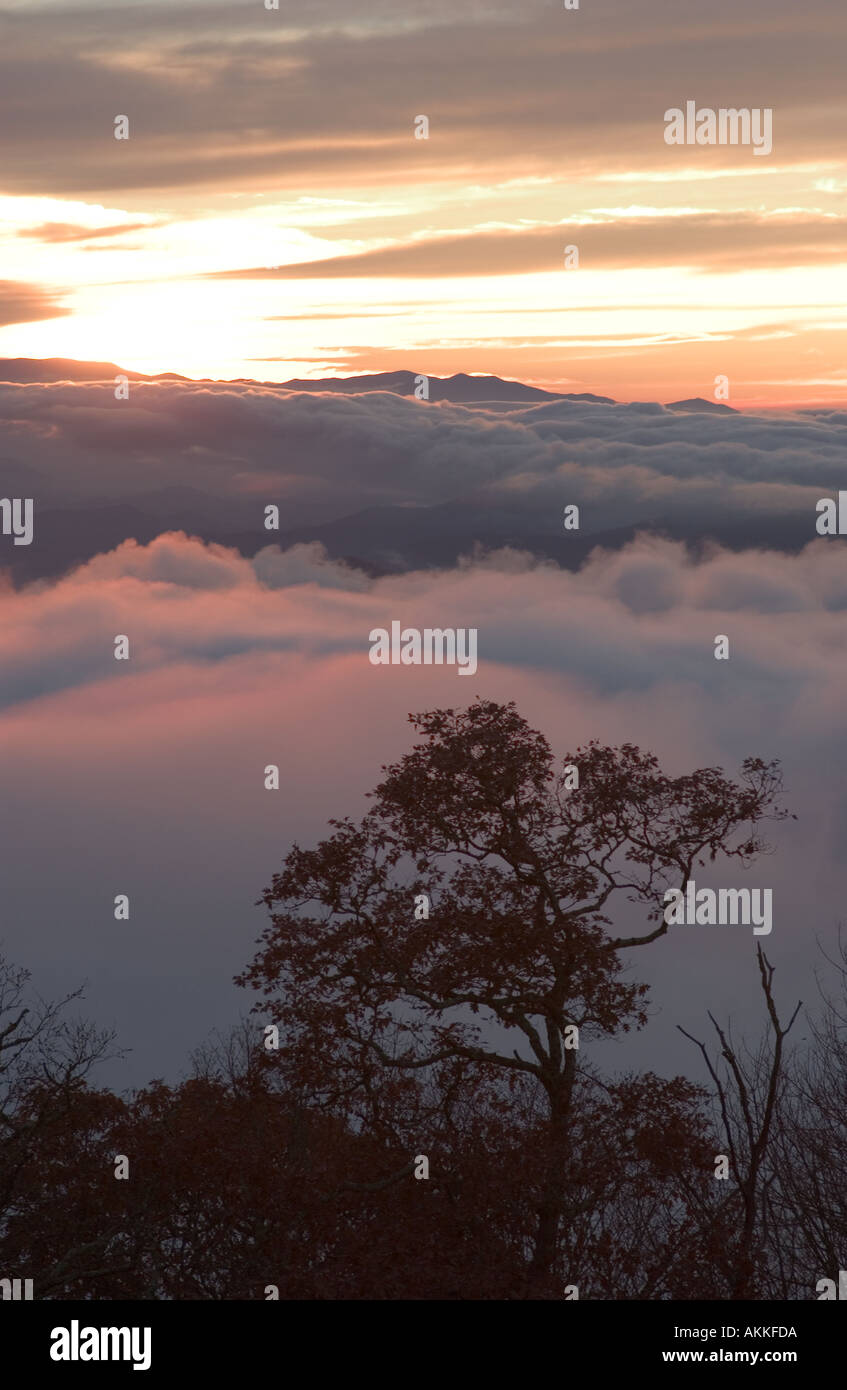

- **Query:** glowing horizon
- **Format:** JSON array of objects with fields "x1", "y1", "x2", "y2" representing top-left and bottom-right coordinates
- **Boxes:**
[{"x1": 1, "y1": 0, "x2": 846, "y2": 407}]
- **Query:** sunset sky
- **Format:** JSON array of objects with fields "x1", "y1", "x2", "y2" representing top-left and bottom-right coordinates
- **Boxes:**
[
  {"x1": 1, "y1": 0, "x2": 846, "y2": 405},
  {"x1": 3, "y1": 0, "x2": 845, "y2": 1094}
]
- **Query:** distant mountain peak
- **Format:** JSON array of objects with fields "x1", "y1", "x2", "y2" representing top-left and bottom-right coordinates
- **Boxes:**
[
  {"x1": 0, "y1": 356, "x2": 715, "y2": 411},
  {"x1": 277, "y1": 370, "x2": 616, "y2": 405},
  {"x1": 0, "y1": 357, "x2": 188, "y2": 384},
  {"x1": 666, "y1": 397, "x2": 738, "y2": 414}
]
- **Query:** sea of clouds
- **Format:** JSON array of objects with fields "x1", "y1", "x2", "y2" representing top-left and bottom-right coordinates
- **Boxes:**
[{"x1": 1, "y1": 522, "x2": 843, "y2": 1089}]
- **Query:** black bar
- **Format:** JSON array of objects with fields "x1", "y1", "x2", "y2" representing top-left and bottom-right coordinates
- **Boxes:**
[{"x1": 3, "y1": 1298, "x2": 839, "y2": 1379}]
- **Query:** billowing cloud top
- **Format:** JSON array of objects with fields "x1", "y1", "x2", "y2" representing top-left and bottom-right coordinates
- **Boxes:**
[{"x1": 1, "y1": 376, "x2": 842, "y2": 584}]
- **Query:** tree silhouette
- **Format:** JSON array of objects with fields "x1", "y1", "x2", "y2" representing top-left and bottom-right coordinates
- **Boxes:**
[
  {"x1": 0, "y1": 952, "x2": 125, "y2": 1296},
  {"x1": 1, "y1": 703, "x2": 801, "y2": 1300},
  {"x1": 238, "y1": 699, "x2": 790, "y2": 1291},
  {"x1": 678, "y1": 947, "x2": 801, "y2": 1299}
]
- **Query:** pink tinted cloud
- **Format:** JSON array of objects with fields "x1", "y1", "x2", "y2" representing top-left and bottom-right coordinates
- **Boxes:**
[{"x1": 1, "y1": 531, "x2": 843, "y2": 1087}]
